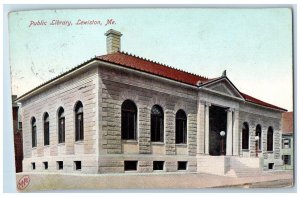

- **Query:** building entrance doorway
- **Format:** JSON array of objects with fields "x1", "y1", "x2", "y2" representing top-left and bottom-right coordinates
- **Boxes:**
[{"x1": 209, "y1": 105, "x2": 227, "y2": 156}]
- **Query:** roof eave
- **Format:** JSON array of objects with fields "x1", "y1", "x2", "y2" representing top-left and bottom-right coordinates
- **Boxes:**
[
  {"x1": 15, "y1": 58, "x2": 98, "y2": 103},
  {"x1": 244, "y1": 100, "x2": 288, "y2": 112}
]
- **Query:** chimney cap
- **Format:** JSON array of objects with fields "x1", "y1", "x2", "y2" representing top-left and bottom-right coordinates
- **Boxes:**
[{"x1": 105, "y1": 29, "x2": 123, "y2": 37}]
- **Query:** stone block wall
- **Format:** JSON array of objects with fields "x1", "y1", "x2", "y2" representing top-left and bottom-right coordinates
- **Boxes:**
[
  {"x1": 239, "y1": 104, "x2": 282, "y2": 170},
  {"x1": 98, "y1": 65, "x2": 198, "y2": 173},
  {"x1": 21, "y1": 67, "x2": 99, "y2": 173}
]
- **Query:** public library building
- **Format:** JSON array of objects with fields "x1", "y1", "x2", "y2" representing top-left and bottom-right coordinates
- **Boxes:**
[{"x1": 16, "y1": 29, "x2": 286, "y2": 176}]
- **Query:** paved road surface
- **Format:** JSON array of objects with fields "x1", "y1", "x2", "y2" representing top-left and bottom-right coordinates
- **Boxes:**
[{"x1": 15, "y1": 171, "x2": 293, "y2": 192}]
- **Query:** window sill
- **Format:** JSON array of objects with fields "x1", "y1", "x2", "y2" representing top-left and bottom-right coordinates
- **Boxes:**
[
  {"x1": 175, "y1": 144, "x2": 187, "y2": 147},
  {"x1": 242, "y1": 149, "x2": 249, "y2": 152},
  {"x1": 75, "y1": 140, "x2": 84, "y2": 145},
  {"x1": 124, "y1": 170, "x2": 138, "y2": 173},
  {"x1": 153, "y1": 170, "x2": 165, "y2": 172},
  {"x1": 151, "y1": 142, "x2": 165, "y2": 145},
  {"x1": 44, "y1": 145, "x2": 50, "y2": 148},
  {"x1": 58, "y1": 143, "x2": 65, "y2": 146},
  {"x1": 267, "y1": 151, "x2": 274, "y2": 154},
  {"x1": 31, "y1": 147, "x2": 37, "y2": 150},
  {"x1": 122, "y1": 140, "x2": 138, "y2": 144}
]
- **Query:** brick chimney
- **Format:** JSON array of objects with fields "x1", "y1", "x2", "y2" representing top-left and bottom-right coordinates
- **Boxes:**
[{"x1": 105, "y1": 29, "x2": 122, "y2": 54}]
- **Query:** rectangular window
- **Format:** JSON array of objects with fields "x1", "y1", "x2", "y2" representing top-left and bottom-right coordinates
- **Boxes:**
[
  {"x1": 242, "y1": 131, "x2": 249, "y2": 149},
  {"x1": 268, "y1": 163, "x2": 274, "y2": 170},
  {"x1": 57, "y1": 161, "x2": 63, "y2": 170},
  {"x1": 75, "y1": 113, "x2": 84, "y2": 141},
  {"x1": 153, "y1": 161, "x2": 164, "y2": 171},
  {"x1": 282, "y1": 155, "x2": 291, "y2": 165},
  {"x1": 18, "y1": 122, "x2": 22, "y2": 130},
  {"x1": 44, "y1": 122, "x2": 50, "y2": 146},
  {"x1": 122, "y1": 112, "x2": 136, "y2": 140},
  {"x1": 177, "y1": 161, "x2": 187, "y2": 170},
  {"x1": 151, "y1": 116, "x2": 164, "y2": 142},
  {"x1": 124, "y1": 161, "x2": 138, "y2": 171},
  {"x1": 176, "y1": 119, "x2": 187, "y2": 144},
  {"x1": 43, "y1": 162, "x2": 48, "y2": 170},
  {"x1": 58, "y1": 118, "x2": 65, "y2": 143},
  {"x1": 32, "y1": 162, "x2": 36, "y2": 170},
  {"x1": 74, "y1": 161, "x2": 82, "y2": 171},
  {"x1": 282, "y1": 139, "x2": 291, "y2": 149},
  {"x1": 32, "y1": 126, "x2": 37, "y2": 147}
]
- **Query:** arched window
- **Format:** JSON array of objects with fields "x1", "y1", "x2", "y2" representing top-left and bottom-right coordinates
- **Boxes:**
[
  {"x1": 267, "y1": 127, "x2": 274, "y2": 151},
  {"x1": 58, "y1": 107, "x2": 65, "y2": 143},
  {"x1": 255, "y1": 124, "x2": 262, "y2": 150},
  {"x1": 31, "y1": 117, "x2": 37, "y2": 147},
  {"x1": 242, "y1": 122, "x2": 249, "y2": 150},
  {"x1": 44, "y1": 113, "x2": 50, "y2": 146},
  {"x1": 176, "y1": 109, "x2": 187, "y2": 144},
  {"x1": 121, "y1": 100, "x2": 137, "y2": 140},
  {"x1": 151, "y1": 105, "x2": 164, "y2": 142},
  {"x1": 75, "y1": 101, "x2": 84, "y2": 141}
]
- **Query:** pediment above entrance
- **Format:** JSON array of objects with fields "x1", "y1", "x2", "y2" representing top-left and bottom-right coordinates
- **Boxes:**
[{"x1": 201, "y1": 77, "x2": 244, "y2": 100}]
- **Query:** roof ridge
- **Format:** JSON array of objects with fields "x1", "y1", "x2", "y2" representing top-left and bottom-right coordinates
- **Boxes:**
[{"x1": 119, "y1": 51, "x2": 209, "y2": 80}]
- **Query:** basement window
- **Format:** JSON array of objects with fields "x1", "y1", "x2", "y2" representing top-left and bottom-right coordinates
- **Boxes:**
[
  {"x1": 57, "y1": 161, "x2": 63, "y2": 170},
  {"x1": 31, "y1": 162, "x2": 36, "y2": 170},
  {"x1": 43, "y1": 162, "x2": 48, "y2": 170},
  {"x1": 124, "y1": 161, "x2": 138, "y2": 171},
  {"x1": 153, "y1": 161, "x2": 164, "y2": 171},
  {"x1": 74, "y1": 161, "x2": 82, "y2": 171},
  {"x1": 177, "y1": 161, "x2": 187, "y2": 170},
  {"x1": 268, "y1": 163, "x2": 274, "y2": 170},
  {"x1": 282, "y1": 155, "x2": 291, "y2": 165}
]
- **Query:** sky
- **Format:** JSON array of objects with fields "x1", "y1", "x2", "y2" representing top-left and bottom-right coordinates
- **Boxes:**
[{"x1": 9, "y1": 8, "x2": 293, "y2": 111}]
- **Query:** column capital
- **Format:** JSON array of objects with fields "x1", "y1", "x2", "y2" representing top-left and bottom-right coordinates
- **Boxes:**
[
  {"x1": 199, "y1": 100, "x2": 206, "y2": 105},
  {"x1": 226, "y1": 108, "x2": 234, "y2": 112},
  {"x1": 205, "y1": 102, "x2": 211, "y2": 107}
]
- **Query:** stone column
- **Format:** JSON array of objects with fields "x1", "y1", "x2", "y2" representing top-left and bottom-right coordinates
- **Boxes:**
[
  {"x1": 197, "y1": 100, "x2": 205, "y2": 154},
  {"x1": 204, "y1": 103, "x2": 211, "y2": 155},
  {"x1": 226, "y1": 108, "x2": 233, "y2": 156},
  {"x1": 232, "y1": 110, "x2": 239, "y2": 156}
]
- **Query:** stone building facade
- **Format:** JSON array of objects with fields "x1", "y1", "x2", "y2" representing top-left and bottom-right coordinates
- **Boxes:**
[
  {"x1": 281, "y1": 112, "x2": 293, "y2": 170},
  {"x1": 16, "y1": 29, "x2": 286, "y2": 176}
]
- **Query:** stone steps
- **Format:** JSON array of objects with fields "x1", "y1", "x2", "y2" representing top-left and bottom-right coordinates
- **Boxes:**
[{"x1": 226, "y1": 157, "x2": 262, "y2": 177}]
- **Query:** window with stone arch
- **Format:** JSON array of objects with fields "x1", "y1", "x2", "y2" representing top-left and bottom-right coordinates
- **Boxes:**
[
  {"x1": 255, "y1": 124, "x2": 262, "y2": 151},
  {"x1": 121, "y1": 100, "x2": 137, "y2": 140},
  {"x1": 58, "y1": 107, "x2": 65, "y2": 143},
  {"x1": 151, "y1": 105, "x2": 164, "y2": 142},
  {"x1": 242, "y1": 122, "x2": 249, "y2": 150},
  {"x1": 176, "y1": 109, "x2": 187, "y2": 144},
  {"x1": 43, "y1": 112, "x2": 50, "y2": 146},
  {"x1": 267, "y1": 126, "x2": 274, "y2": 151},
  {"x1": 75, "y1": 101, "x2": 84, "y2": 141},
  {"x1": 31, "y1": 117, "x2": 37, "y2": 148}
]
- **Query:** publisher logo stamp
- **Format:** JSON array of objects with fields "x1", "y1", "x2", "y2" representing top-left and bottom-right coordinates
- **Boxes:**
[{"x1": 17, "y1": 175, "x2": 30, "y2": 190}]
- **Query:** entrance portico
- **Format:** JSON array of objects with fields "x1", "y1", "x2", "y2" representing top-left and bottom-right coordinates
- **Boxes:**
[
  {"x1": 203, "y1": 104, "x2": 237, "y2": 156},
  {"x1": 199, "y1": 76, "x2": 244, "y2": 158}
]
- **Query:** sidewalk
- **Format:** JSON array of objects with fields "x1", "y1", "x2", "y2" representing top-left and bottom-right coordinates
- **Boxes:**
[{"x1": 15, "y1": 170, "x2": 294, "y2": 192}]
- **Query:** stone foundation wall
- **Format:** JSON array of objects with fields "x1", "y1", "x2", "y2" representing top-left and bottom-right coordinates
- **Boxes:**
[{"x1": 98, "y1": 155, "x2": 197, "y2": 173}]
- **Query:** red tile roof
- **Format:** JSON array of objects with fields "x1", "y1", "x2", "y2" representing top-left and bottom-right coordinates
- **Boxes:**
[
  {"x1": 240, "y1": 92, "x2": 287, "y2": 111},
  {"x1": 17, "y1": 51, "x2": 287, "y2": 112},
  {"x1": 97, "y1": 51, "x2": 209, "y2": 86},
  {"x1": 97, "y1": 51, "x2": 287, "y2": 112},
  {"x1": 282, "y1": 112, "x2": 293, "y2": 134}
]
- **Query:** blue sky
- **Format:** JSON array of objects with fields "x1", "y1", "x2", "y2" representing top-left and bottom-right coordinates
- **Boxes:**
[{"x1": 9, "y1": 8, "x2": 293, "y2": 110}]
